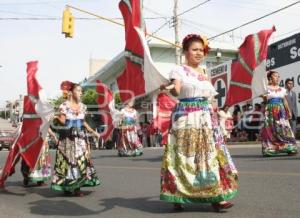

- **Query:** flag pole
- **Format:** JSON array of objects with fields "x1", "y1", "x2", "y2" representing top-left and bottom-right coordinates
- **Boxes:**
[{"x1": 66, "y1": 4, "x2": 181, "y2": 48}]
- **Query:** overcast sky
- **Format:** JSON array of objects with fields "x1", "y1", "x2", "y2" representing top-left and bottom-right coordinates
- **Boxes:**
[{"x1": 1, "y1": 0, "x2": 300, "y2": 107}]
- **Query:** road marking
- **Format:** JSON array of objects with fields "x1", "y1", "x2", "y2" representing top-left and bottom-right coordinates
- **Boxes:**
[{"x1": 98, "y1": 165, "x2": 300, "y2": 177}]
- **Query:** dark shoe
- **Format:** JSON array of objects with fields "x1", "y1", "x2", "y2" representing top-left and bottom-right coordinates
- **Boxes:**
[
  {"x1": 74, "y1": 191, "x2": 84, "y2": 197},
  {"x1": 23, "y1": 178, "x2": 29, "y2": 187},
  {"x1": 37, "y1": 181, "x2": 46, "y2": 186},
  {"x1": 287, "y1": 151, "x2": 297, "y2": 156},
  {"x1": 211, "y1": 202, "x2": 234, "y2": 212},
  {"x1": 173, "y1": 203, "x2": 184, "y2": 211},
  {"x1": 74, "y1": 188, "x2": 84, "y2": 197},
  {"x1": 63, "y1": 190, "x2": 72, "y2": 196}
]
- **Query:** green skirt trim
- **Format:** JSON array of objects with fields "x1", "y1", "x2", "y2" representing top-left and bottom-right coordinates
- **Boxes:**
[
  {"x1": 160, "y1": 189, "x2": 238, "y2": 204},
  {"x1": 29, "y1": 176, "x2": 51, "y2": 183},
  {"x1": 118, "y1": 149, "x2": 143, "y2": 157},
  {"x1": 51, "y1": 177, "x2": 101, "y2": 192},
  {"x1": 83, "y1": 177, "x2": 101, "y2": 187},
  {"x1": 263, "y1": 145, "x2": 298, "y2": 156}
]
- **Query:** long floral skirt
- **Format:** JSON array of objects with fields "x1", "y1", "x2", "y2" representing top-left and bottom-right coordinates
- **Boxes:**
[
  {"x1": 21, "y1": 141, "x2": 51, "y2": 184},
  {"x1": 117, "y1": 125, "x2": 143, "y2": 157},
  {"x1": 51, "y1": 135, "x2": 100, "y2": 192},
  {"x1": 261, "y1": 98, "x2": 297, "y2": 156},
  {"x1": 160, "y1": 98, "x2": 238, "y2": 203}
]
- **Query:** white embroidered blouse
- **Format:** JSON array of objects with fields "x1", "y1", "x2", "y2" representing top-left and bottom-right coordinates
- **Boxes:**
[
  {"x1": 169, "y1": 65, "x2": 218, "y2": 99},
  {"x1": 266, "y1": 86, "x2": 287, "y2": 99}
]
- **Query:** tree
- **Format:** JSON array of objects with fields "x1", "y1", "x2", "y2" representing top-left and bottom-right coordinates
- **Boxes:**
[
  {"x1": 50, "y1": 96, "x2": 65, "y2": 109},
  {"x1": 50, "y1": 89, "x2": 98, "y2": 109},
  {"x1": 82, "y1": 89, "x2": 98, "y2": 110},
  {"x1": 114, "y1": 92, "x2": 122, "y2": 109}
]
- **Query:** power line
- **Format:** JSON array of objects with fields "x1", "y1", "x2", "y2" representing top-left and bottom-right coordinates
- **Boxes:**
[
  {"x1": 144, "y1": 6, "x2": 169, "y2": 19},
  {"x1": 0, "y1": 17, "x2": 166, "y2": 21},
  {"x1": 177, "y1": 0, "x2": 211, "y2": 17},
  {"x1": 151, "y1": 0, "x2": 212, "y2": 35},
  {"x1": 0, "y1": 9, "x2": 54, "y2": 17},
  {"x1": 0, "y1": 0, "x2": 82, "y2": 6},
  {"x1": 209, "y1": 0, "x2": 300, "y2": 40},
  {"x1": 273, "y1": 27, "x2": 300, "y2": 39}
]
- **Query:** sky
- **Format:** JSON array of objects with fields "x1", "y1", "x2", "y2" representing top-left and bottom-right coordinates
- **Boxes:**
[{"x1": 1, "y1": 0, "x2": 300, "y2": 107}]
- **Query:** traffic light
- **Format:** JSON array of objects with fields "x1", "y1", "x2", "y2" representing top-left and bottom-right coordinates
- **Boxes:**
[{"x1": 62, "y1": 7, "x2": 74, "y2": 38}]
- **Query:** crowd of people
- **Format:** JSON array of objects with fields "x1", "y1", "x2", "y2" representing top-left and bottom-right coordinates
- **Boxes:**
[{"x1": 213, "y1": 77, "x2": 298, "y2": 145}]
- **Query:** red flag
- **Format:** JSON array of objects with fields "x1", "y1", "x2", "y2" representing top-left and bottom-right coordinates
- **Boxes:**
[
  {"x1": 225, "y1": 26, "x2": 276, "y2": 106},
  {"x1": 117, "y1": 0, "x2": 167, "y2": 102},
  {"x1": 0, "y1": 96, "x2": 43, "y2": 186},
  {"x1": 27, "y1": 61, "x2": 42, "y2": 97},
  {"x1": 154, "y1": 93, "x2": 177, "y2": 145},
  {"x1": 23, "y1": 61, "x2": 53, "y2": 169},
  {"x1": 0, "y1": 61, "x2": 53, "y2": 187},
  {"x1": 18, "y1": 96, "x2": 44, "y2": 170},
  {"x1": 0, "y1": 125, "x2": 22, "y2": 187},
  {"x1": 117, "y1": 0, "x2": 144, "y2": 102},
  {"x1": 96, "y1": 80, "x2": 114, "y2": 141}
]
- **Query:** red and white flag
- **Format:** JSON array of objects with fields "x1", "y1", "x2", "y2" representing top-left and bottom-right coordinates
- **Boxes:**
[
  {"x1": 117, "y1": 0, "x2": 168, "y2": 103},
  {"x1": 0, "y1": 124, "x2": 22, "y2": 187},
  {"x1": 96, "y1": 80, "x2": 115, "y2": 141},
  {"x1": 154, "y1": 93, "x2": 177, "y2": 145},
  {"x1": 225, "y1": 26, "x2": 276, "y2": 106},
  {"x1": 0, "y1": 61, "x2": 53, "y2": 187},
  {"x1": 23, "y1": 61, "x2": 54, "y2": 168}
]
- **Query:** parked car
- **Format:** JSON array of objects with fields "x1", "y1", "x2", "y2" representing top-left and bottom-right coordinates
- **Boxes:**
[{"x1": 0, "y1": 130, "x2": 17, "y2": 151}]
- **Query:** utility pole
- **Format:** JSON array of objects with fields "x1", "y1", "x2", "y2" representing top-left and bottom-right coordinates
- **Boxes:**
[{"x1": 173, "y1": 0, "x2": 181, "y2": 64}]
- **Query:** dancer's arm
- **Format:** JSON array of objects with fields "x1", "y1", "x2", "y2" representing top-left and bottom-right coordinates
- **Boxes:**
[
  {"x1": 160, "y1": 79, "x2": 181, "y2": 97},
  {"x1": 48, "y1": 128, "x2": 58, "y2": 145},
  {"x1": 53, "y1": 113, "x2": 66, "y2": 125},
  {"x1": 83, "y1": 122, "x2": 100, "y2": 138},
  {"x1": 283, "y1": 97, "x2": 292, "y2": 119}
]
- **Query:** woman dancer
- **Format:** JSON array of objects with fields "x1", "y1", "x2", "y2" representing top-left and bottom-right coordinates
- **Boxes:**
[
  {"x1": 117, "y1": 99, "x2": 143, "y2": 157},
  {"x1": 51, "y1": 82, "x2": 100, "y2": 196},
  {"x1": 160, "y1": 34, "x2": 238, "y2": 211},
  {"x1": 261, "y1": 71, "x2": 297, "y2": 156}
]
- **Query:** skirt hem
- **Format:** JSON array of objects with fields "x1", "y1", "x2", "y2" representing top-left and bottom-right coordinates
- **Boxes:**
[{"x1": 160, "y1": 189, "x2": 238, "y2": 204}]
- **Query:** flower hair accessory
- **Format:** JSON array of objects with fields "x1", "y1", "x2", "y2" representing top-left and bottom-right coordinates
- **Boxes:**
[
  {"x1": 182, "y1": 34, "x2": 210, "y2": 55},
  {"x1": 60, "y1": 80, "x2": 73, "y2": 91},
  {"x1": 60, "y1": 81, "x2": 73, "y2": 100}
]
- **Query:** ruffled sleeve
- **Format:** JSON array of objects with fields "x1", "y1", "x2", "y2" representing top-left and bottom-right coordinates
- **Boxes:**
[
  {"x1": 282, "y1": 87, "x2": 287, "y2": 96},
  {"x1": 81, "y1": 103, "x2": 87, "y2": 115},
  {"x1": 59, "y1": 102, "x2": 67, "y2": 115},
  {"x1": 169, "y1": 66, "x2": 183, "y2": 81}
]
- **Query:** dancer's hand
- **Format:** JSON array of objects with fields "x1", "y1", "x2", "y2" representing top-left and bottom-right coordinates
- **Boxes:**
[
  {"x1": 96, "y1": 132, "x2": 100, "y2": 139},
  {"x1": 160, "y1": 83, "x2": 167, "y2": 90},
  {"x1": 53, "y1": 136, "x2": 59, "y2": 146},
  {"x1": 287, "y1": 111, "x2": 292, "y2": 120}
]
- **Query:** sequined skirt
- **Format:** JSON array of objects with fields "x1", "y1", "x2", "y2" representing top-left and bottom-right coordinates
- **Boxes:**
[{"x1": 160, "y1": 97, "x2": 238, "y2": 203}]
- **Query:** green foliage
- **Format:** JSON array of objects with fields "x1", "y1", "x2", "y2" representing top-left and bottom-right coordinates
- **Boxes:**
[
  {"x1": 49, "y1": 89, "x2": 98, "y2": 110},
  {"x1": 82, "y1": 89, "x2": 98, "y2": 108},
  {"x1": 114, "y1": 92, "x2": 122, "y2": 108},
  {"x1": 50, "y1": 96, "x2": 65, "y2": 109},
  {"x1": 0, "y1": 110, "x2": 9, "y2": 119}
]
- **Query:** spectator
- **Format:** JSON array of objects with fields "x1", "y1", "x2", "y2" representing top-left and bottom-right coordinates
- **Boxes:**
[
  {"x1": 285, "y1": 78, "x2": 298, "y2": 135},
  {"x1": 232, "y1": 105, "x2": 242, "y2": 139},
  {"x1": 218, "y1": 105, "x2": 233, "y2": 141}
]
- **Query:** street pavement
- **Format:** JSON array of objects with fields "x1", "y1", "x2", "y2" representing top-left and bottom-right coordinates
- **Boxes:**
[
  {"x1": 0, "y1": 118, "x2": 17, "y2": 131},
  {"x1": 0, "y1": 117, "x2": 300, "y2": 218}
]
